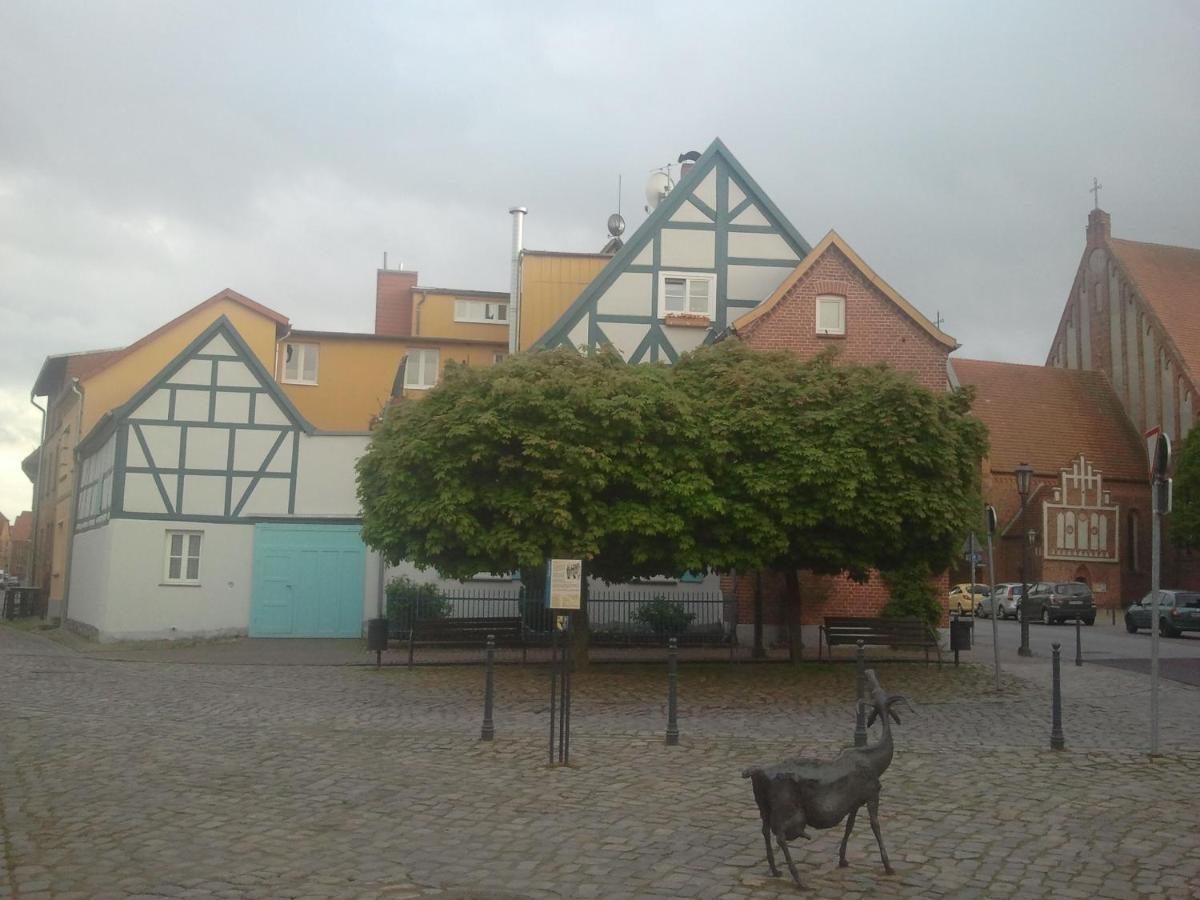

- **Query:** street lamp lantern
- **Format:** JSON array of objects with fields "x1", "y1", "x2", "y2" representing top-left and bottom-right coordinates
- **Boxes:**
[
  {"x1": 1015, "y1": 464, "x2": 1035, "y2": 658},
  {"x1": 1027, "y1": 529, "x2": 1038, "y2": 547},
  {"x1": 1016, "y1": 462, "x2": 1034, "y2": 499}
]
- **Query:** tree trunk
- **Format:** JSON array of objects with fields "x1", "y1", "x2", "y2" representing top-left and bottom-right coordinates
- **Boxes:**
[{"x1": 784, "y1": 568, "x2": 803, "y2": 665}]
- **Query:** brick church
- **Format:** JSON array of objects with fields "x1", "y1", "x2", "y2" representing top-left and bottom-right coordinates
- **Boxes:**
[{"x1": 724, "y1": 207, "x2": 1199, "y2": 650}]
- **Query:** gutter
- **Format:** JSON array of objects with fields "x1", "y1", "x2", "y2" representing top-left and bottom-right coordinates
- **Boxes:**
[
  {"x1": 27, "y1": 393, "x2": 46, "y2": 589},
  {"x1": 60, "y1": 378, "x2": 84, "y2": 626}
]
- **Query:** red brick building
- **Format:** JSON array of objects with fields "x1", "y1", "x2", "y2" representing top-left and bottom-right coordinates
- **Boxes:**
[
  {"x1": 721, "y1": 231, "x2": 960, "y2": 648},
  {"x1": 953, "y1": 360, "x2": 1151, "y2": 609},
  {"x1": 1044, "y1": 209, "x2": 1200, "y2": 590}
]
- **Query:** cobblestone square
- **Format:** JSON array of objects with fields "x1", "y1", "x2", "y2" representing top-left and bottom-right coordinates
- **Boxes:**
[{"x1": 2, "y1": 625, "x2": 1198, "y2": 899}]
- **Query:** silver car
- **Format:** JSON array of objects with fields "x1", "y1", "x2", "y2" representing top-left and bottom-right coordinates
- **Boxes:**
[{"x1": 975, "y1": 583, "x2": 1024, "y2": 619}]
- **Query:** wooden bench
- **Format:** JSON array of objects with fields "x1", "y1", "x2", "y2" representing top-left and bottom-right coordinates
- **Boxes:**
[
  {"x1": 406, "y1": 616, "x2": 526, "y2": 666},
  {"x1": 818, "y1": 616, "x2": 942, "y2": 666}
]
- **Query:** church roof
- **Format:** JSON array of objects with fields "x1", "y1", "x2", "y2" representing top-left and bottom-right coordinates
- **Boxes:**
[
  {"x1": 1108, "y1": 238, "x2": 1200, "y2": 381},
  {"x1": 953, "y1": 359, "x2": 1147, "y2": 482}
]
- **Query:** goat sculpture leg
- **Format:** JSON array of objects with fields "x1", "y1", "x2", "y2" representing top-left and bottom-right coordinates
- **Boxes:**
[
  {"x1": 838, "y1": 805, "x2": 860, "y2": 868},
  {"x1": 773, "y1": 830, "x2": 803, "y2": 887},
  {"x1": 761, "y1": 822, "x2": 780, "y2": 878},
  {"x1": 866, "y1": 795, "x2": 894, "y2": 875}
]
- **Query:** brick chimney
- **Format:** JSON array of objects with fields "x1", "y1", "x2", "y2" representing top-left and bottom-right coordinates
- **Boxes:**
[
  {"x1": 1086, "y1": 208, "x2": 1111, "y2": 249},
  {"x1": 375, "y1": 268, "x2": 418, "y2": 336}
]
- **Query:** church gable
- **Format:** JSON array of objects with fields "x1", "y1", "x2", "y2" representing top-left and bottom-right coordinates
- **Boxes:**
[
  {"x1": 105, "y1": 316, "x2": 312, "y2": 523},
  {"x1": 534, "y1": 138, "x2": 811, "y2": 363}
]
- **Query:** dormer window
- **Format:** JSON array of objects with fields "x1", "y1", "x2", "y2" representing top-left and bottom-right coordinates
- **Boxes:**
[
  {"x1": 282, "y1": 342, "x2": 319, "y2": 385},
  {"x1": 661, "y1": 272, "x2": 715, "y2": 320},
  {"x1": 816, "y1": 295, "x2": 846, "y2": 336},
  {"x1": 455, "y1": 299, "x2": 508, "y2": 323}
]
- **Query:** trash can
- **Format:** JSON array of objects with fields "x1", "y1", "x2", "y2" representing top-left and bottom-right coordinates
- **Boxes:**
[
  {"x1": 366, "y1": 617, "x2": 389, "y2": 652},
  {"x1": 950, "y1": 614, "x2": 973, "y2": 651}
]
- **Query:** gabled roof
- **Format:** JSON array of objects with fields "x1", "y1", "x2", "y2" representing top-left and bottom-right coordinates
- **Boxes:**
[
  {"x1": 1108, "y1": 237, "x2": 1200, "y2": 381},
  {"x1": 954, "y1": 359, "x2": 1147, "y2": 481},
  {"x1": 730, "y1": 230, "x2": 958, "y2": 349},
  {"x1": 533, "y1": 137, "x2": 812, "y2": 351},
  {"x1": 32, "y1": 289, "x2": 289, "y2": 397},
  {"x1": 77, "y1": 315, "x2": 314, "y2": 457}
]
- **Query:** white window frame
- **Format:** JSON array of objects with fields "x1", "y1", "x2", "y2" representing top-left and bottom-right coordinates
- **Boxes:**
[
  {"x1": 659, "y1": 271, "x2": 716, "y2": 319},
  {"x1": 163, "y1": 530, "x2": 203, "y2": 585},
  {"x1": 281, "y1": 342, "x2": 319, "y2": 385},
  {"x1": 403, "y1": 348, "x2": 440, "y2": 390},
  {"x1": 454, "y1": 299, "x2": 508, "y2": 324},
  {"x1": 816, "y1": 295, "x2": 846, "y2": 336}
]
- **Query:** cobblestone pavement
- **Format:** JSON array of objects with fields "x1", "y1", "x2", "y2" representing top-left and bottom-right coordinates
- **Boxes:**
[{"x1": 2, "y1": 626, "x2": 1198, "y2": 899}]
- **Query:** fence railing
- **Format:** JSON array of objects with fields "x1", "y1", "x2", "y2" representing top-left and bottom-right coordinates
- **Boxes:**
[{"x1": 386, "y1": 588, "x2": 736, "y2": 647}]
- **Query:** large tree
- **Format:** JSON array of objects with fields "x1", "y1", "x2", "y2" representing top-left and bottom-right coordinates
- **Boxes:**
[
  {"x1": 673, "y1": 342, "x2": 987, "y2": 659},
  {"x1": 356, "y1": 348, "x2": 715, "y2": 661}
]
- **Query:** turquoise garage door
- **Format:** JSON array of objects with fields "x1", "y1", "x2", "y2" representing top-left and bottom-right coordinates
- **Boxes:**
[{"x1": 250, "y1": 524, "x2": 366, "y2": 637}]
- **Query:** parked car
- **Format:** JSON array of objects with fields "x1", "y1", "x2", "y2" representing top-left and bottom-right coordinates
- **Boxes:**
[
  {"x1": 1025, "y1": 581, "x2": 1095, "y2": 625},
  {"x1": 1125, "y1": 590, "x2": 1200, "y2": 637},
  {"x1": 976, "y1": 583, "x2": 1023, "y2": 619},
  {"x1": 949, "y1": 583, "x2": 989, "y2": 615}
]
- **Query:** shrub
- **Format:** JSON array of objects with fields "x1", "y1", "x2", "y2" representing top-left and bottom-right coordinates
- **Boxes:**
[
  {"x1": 385, "y1": 575, "x2": 451, "y2": 632},
  {"x1": 880, "y1": 563, "x2": 942, "y2": 635},
  {"x1": 632, "y1": 595, "x2": 696, "y2": 637}
]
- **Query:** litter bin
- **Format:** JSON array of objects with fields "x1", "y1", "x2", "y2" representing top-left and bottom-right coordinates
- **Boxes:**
[
  {"x1": 367, "y1": 617, "x2": 389, "y2": 652},
  {"x1": 949, "y1": 613, "x2": 973, "y2": 665}
]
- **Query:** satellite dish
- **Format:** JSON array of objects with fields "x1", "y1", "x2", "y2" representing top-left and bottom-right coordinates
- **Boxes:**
[
  {"x1": 644, "y1": 171, "x2": 672, "y2": 210},
  {"x1": 607, "y1": 213, "x2": 625, "y2": 238}
]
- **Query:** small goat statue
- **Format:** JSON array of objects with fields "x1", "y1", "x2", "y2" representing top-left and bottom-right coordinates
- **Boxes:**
[{"x1": 742, "y1": 669, "x2": 910, "y2": 888}]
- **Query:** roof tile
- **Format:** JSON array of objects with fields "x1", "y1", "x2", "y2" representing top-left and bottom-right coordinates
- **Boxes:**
[{"x1": 1109, "y1": 238, "x2": 1200, "y2": 381}]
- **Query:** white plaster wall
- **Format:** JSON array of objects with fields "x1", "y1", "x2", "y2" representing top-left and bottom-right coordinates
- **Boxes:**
[
  {"x1": 67, "y1": 525, "x2": 113, "y2": 632},
  {"x1": 596, "y1": 273, "x2": 653, "y2": 317},
  {"x1": 659, "y1": 229, "x2": 715, "y2": 269},
  {"x1": 726, "y1": 264, "x2": 791, "y2": 303},
  {"x1": 727, "y1": 231, "x2": 798, "y2": 261},
  {"x1": 294, "y1": 434, "x2": 369, "y2": 516},
  {"x1": 96, "y1": 519, "x2": 255, "y2": 640}
]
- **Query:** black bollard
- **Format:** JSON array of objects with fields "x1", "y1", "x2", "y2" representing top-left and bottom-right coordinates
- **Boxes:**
[
  {"x1": 481, "y1": 635, "x2": 496, "y2": 742},
  {"x1": 1075, "y1": 618, "x2": 1083, "y2": 667},
  {"x1": 854, "y1": 640, "x2": 868, "y2": 748},
  {"x1": 548, "y1": 626, "x2": 558, "y2": 765},
  {"x1": 666, "y1": 637, "x2": 680, "y2": 746},
  {"x1": 1051, "y1": 642, "x2": 1064, "y2": 751}
]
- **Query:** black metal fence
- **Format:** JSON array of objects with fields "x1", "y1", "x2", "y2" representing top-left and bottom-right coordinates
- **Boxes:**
[{"x1": 386, "y1": 587, "x2": 736, "y2": 647}]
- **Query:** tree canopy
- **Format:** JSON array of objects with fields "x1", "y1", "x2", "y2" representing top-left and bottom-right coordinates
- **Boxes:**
[
  {"x1": 357, "y1": 342, "x2": 987, "y2": 644},
  {"x1": 1170, "y1": 427, "x2": 1200, "y2": 550}
]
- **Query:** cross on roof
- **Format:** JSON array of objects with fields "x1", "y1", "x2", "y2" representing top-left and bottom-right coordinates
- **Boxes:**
[{"x1": 1090, "y1": 177, "x2": 1103, "y2": 210}]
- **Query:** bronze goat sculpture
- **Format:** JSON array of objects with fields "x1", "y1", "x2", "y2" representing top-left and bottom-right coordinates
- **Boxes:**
[{"x1": 741, "y1": 669, "x2": 910, "y2": 888}]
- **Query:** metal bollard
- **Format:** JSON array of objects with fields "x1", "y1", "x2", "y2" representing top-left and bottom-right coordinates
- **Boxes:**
[
  {"x1": 666, "y1": 637, "x2": 680, "y2": 746},
  {"x1": 1051, "y1": 642, "x2": 1065, "y2": 751},
  {"x1": 854, "y1": 640, "x2": 868, "y2": 747},
  {"x1": 1075, "y1": 618, "x2": 1083, "y2": 667},
  {"x1": 481, "y1": 635, "x2": 496, "y2": 742}
]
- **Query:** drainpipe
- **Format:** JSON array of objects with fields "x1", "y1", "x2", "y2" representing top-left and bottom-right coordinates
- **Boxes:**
[
  {"x1": 28, "y1": 393, "x2": 46, "y2": 589},
  {"x1": 275, "y1": 328, "x2": 292, "y2": 382},
  {"x1": 508, "y1": 207, "x2": 527, "y2": 355},
  {"x1": 60, "y1": 378, "x2": 84, "y2": 626}
]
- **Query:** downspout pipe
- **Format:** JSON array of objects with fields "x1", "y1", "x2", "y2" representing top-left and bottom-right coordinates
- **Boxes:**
[
  {"x1": 508, "y1": 207, "x2": 526, "y2": 355},
  {"x1": 60, "y1": 378, "x2": 84, "y2": 626},
  {"x1": 28, "y1": 393, "x2": 46, "y2": 589}
]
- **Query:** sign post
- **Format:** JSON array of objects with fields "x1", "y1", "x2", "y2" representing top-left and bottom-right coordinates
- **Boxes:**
[
  {"x1": 546, "y1": 559, "x2": 583, "y2": 766},
  {"x1": 984, "y1": 506, "x2": 1001, "y2": 692},
  {"x1": 1149, "y1": 433, "x2": 1171, "y2": 757}
]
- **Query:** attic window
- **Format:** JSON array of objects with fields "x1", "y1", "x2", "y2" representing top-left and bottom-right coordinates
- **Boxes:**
[
  {"x1": 660, "y1": 272, "x2": 715, "y2": 319},
  {"x1": 282, "y1": 342, "x2": 319, "y2": 385},
  {"x1": 455, "y1": 299, "x2": 508, "y2": 324},
  {"x1": 816, "y1": 295, "x2": 846, "y2": 336}
]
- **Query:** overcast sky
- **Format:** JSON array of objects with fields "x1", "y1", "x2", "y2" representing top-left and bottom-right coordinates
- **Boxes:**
[{"x1": 1, "y1": 1, "x2": 1198, "y2": 518}]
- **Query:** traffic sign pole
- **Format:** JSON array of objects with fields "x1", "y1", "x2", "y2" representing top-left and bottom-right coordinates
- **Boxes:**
[{"x1": 985, "y1": 507, "x2": 1000, "y2": 692}]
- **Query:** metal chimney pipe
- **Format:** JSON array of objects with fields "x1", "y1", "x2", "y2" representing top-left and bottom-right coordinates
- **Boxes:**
[{"x1": 508, "y1": 206, "x2": 527, "y2": 355}]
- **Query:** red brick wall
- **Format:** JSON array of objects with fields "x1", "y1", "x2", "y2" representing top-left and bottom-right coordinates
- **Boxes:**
[
  {"x1": 376, "y1": 270, "x2": 417, "y2": 336},
  {"x1": 737, "y1": 244, "x2": 950, "y2": 392}
]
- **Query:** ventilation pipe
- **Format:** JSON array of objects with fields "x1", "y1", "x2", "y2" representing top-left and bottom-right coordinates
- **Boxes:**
[{"x1": 508, "y1": 206, "x2": 527, "y2": 355}]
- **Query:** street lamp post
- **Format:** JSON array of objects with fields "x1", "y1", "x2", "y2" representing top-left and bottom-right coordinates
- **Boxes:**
[{"x1": 1016, "y1": 462, "x2": 1034, "y2": 658}]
